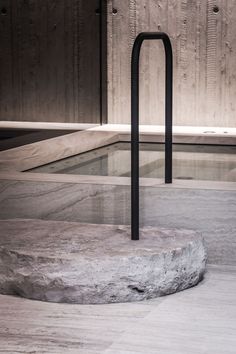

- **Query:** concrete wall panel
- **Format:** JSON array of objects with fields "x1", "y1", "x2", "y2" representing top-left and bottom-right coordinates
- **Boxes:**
[{"x1": 107, "y1": 0, "x2": 236, "y2": 127}]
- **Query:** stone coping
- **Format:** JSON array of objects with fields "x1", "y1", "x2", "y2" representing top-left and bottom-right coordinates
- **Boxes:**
[{"x1": 0, "y1": 127, "x2": 235, "y2": 190}]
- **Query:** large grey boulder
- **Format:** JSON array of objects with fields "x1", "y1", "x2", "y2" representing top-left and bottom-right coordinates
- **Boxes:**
[{"x1": 0, "y1": 219, "x2": 207, "y2": 304}]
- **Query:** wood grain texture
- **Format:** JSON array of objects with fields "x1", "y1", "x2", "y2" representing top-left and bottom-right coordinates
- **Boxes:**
[
  {"x1": 0, "y1": 0, "x2": 101, "y2": 123},
  {"x1": 107, "y1": 0, "x2": 236, "y2": 127}
]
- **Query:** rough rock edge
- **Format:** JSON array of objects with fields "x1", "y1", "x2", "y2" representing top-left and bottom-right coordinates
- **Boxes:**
[{"x1": 0, "y1": 239, "x2": 207, "y2": 304}]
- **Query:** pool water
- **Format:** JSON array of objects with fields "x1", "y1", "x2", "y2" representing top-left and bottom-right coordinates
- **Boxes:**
[{"x1": 27, "y1": 142, "x2": 236, "y2": 182}]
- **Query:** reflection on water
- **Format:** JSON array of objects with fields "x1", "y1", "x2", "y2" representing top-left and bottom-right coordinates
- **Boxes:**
[{"x1": 27, "y1": 142, "x2": 236, "y2": 182}]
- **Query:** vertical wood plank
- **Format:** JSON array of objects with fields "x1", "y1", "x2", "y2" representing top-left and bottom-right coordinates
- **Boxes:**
[
  {"x1": 107, "y1": 0, "x2": 113, "y2": 124},
  {"x1": 77, "y1": 0, "x2": 100, "y2": 123},
  {"x1": 139, "y1": 0, "x2": 166, "y2": 124},
  {"x1": 0, "y1": 0, "x2": 14, "y2": 119}
]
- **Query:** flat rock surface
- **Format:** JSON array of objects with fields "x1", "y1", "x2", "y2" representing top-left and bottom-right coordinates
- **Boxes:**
[{"x1": 0, "y1": 219, "x2": 207, "y2": 304}]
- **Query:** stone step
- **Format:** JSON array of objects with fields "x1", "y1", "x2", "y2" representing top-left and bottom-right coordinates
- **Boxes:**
[{"x1": 0, "y1": 219, "x2": 207, "y2": 304}]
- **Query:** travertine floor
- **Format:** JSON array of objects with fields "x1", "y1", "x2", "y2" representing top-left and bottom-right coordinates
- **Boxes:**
[{"x1": 0, "y1": 265, "x2": 235, "y2": 354}]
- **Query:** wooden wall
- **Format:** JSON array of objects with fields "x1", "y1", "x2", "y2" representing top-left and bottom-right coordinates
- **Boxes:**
[
  {"x1": 0, "y1": 0, "x2": 101, "y2": 123},
  {"x1": 107, "y1": 0, "x2": 236, "y2": 127}
]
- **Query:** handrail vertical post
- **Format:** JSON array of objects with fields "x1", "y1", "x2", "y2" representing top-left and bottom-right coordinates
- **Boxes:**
[
  {"x1": 131, "y1": 39, "x2": 141, "y2": 241},
  {"x1": 164, "y1": 39, "x2": 173, "y2": 183},
  {"x1": 131, "y1": 32, "x2": 173, "y2": 241}
]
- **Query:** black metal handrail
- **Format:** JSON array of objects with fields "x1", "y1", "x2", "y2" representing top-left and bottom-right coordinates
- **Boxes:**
[{"x1": 131, "y1": 32, "x2": 173, "y2": 241}]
